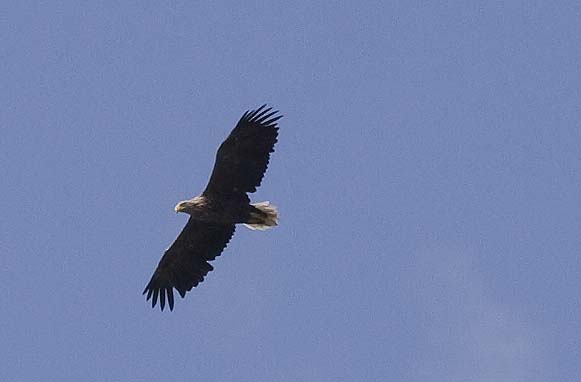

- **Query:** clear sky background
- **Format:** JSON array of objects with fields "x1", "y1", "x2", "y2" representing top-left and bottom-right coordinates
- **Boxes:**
[{"x1": 1, "y1": 1, "x2": 580, "y2": 381}]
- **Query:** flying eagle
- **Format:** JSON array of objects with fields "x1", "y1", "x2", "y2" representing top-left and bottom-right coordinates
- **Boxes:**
[{"x1": 143, "y1": 104, "x2": 282, "y2": 311}]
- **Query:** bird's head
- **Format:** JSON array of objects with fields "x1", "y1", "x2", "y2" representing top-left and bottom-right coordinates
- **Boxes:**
[{"x1": 174, "y1": 195, "x2": 207, "y2": 214}]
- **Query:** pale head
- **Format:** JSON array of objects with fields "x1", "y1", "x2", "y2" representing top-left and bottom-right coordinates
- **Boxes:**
[{"x1": 174, "y1": 195, "x2": 207, "y2": 214}]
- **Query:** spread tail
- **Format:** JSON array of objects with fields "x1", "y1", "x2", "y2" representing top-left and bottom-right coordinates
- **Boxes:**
[{"x1": 244, "y1": 201, "x2": 278, "y2": 231}]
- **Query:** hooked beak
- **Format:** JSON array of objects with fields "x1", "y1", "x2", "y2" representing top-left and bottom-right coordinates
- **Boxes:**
[{"x1": 174, "y1": 203, "x2": 184, "y2": 213}]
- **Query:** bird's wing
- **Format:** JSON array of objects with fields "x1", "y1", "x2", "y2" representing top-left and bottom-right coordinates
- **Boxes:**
[
  {"x1": 143, "y1": 218, "x2": 236, "y2": 311},
  {"x1": 203, "y1": 104, "x2": 282, "y2": 196}
]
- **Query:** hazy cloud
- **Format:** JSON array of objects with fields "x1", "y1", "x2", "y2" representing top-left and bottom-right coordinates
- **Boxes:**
[{"x1": 406, "y1": 245, "x2": 549, "y2": 382}]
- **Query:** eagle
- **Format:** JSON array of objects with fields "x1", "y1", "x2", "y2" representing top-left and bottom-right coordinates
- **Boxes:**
[{"x1": 143, "y1": 104, "x2": 282, "y2": 311}]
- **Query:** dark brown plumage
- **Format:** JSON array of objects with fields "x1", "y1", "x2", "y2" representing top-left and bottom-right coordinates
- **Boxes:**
[{"x1": 143, "y1": 105, "x2": 282, "y2": 311}]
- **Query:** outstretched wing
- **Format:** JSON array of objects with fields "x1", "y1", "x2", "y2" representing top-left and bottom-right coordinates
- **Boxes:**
[
  {"x1": 143, "y1": 219, "x2": 236, "y2": 311},
  {"x1": 203, "y1": 104, "x2": 282, "y2": 196}
]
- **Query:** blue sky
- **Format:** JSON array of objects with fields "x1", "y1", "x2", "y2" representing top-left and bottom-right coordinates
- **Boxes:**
[{"x1": 2, "y1": 1, "x2": 580, "y2": 381}]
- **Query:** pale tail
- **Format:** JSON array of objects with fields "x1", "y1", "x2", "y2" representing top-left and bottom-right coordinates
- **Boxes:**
[{"x1": 243, "y1": 201, "x2": 278, "y2": 231}]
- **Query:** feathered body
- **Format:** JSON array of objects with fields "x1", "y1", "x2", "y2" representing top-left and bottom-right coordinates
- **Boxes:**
[{"x1": 175, "y1": 195, "x2": 278, "y2": 228}]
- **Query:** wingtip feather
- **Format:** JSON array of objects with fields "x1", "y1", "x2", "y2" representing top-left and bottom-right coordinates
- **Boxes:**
[
  {"x1": 168, "y1": 288, "x2": 175, "y2": 311},
  {"x1": 160, "y1": 289, "x2": 166, "y2": 311},
  {"x1": 152, "y1": 288, "x2": 159, "y2": 308}
]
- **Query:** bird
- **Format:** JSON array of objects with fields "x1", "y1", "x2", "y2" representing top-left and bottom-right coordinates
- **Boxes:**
[{"x1": 143, "y1": 104, "x2": 282, "y2": 311}]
